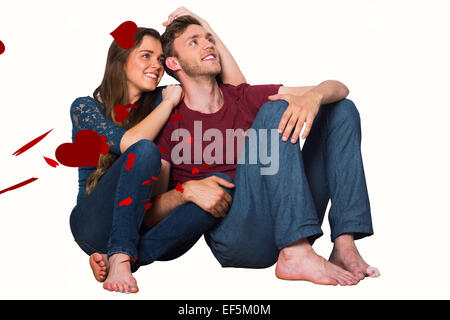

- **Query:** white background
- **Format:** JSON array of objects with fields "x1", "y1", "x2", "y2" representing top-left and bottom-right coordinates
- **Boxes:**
[{"x1": 0, "y1": 0, "x2": 449, "y2": 299}]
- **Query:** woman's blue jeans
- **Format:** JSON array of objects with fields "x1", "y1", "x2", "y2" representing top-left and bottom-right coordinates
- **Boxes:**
[
  {"x1": 69, "y1": 139, "x2": 221, "y2": 272},
  {"x1": 205, "y1": 98, "x2": 374, "y2": 268}
]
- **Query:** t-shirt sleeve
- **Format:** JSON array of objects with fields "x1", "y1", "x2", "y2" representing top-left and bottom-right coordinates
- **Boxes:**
[
  {"x1": 235, "y1": 83, "x2": 282, "y2": 116},
  {"x1": 154, "y1": 121, "x2": 173, "y2": 163},
  {"x1": 70, "y1": 97, "x2": 126, "y2": 155}
]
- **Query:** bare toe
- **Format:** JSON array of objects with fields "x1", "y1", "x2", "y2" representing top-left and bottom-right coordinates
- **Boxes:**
[
  {"x1": 367, "y1": 266, "x2": 380, "y2": 278},
  {"x1": 89, "y1": 253, "x2": 109, "y2": 283}
]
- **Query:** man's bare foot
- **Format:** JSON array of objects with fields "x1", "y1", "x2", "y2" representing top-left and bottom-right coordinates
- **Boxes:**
[
  {"x1": 275, "y1": 239, "x2": 360, "y2": 286},
  {"x1": 329, "y1": 234, "x2": 380, "y2": 280},
  {"x1": 89, "y1": 253, "x2": 109, "y2": 282},
  {"x1": 102, "y1": 253, "x2": 139, "y2": 293}
]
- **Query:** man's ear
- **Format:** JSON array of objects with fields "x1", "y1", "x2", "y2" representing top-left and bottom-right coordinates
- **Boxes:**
[{"x1": 165, "y1": 57, "x2": 181, "y2": 73}]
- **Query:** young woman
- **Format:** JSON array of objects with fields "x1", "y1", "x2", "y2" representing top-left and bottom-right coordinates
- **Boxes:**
[{"x1": 69, "y1": 7, "x2": 246, "y2": 294}]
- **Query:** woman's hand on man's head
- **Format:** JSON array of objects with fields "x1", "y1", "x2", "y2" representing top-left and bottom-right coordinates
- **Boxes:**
[
  {"x1": 162, "y1": 84, "x2": 184, "y2": 108},
  {"x1": 162, "y1": 6, "x2": 205, "y2": 27}
]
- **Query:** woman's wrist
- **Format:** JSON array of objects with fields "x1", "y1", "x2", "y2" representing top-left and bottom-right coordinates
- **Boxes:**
[{"x1": 161, "y1": 98, "x2": 178, "y2": 109}]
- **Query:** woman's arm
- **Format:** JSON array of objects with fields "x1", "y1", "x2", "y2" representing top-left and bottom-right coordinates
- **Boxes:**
[
  {"x1": 119, "y1": 85, "x2": 183, "y2": 153},
  {"x1": 163, "y1": 7, "x2": 246, "y2": 86}
]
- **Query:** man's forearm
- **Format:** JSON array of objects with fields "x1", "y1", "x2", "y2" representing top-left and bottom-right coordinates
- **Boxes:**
[{"x1": 309, "y1": 80, "x2": 350, "y2": 105}]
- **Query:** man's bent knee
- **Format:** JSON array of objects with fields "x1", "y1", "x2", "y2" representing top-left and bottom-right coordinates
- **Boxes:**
[
  {"x1": 327, "y1": 98, "x2": 360, "y2": 123},
  {"x1": 253, "y1": 100, "x2": 289, "y2": 129},
  {"x1": 204, "y1": 172, "x2": 234, "y2": 195}
]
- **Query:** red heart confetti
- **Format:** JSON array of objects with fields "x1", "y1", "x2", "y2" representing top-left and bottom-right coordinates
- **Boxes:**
[
  {"x1": 188, "y1": 136, "x2": 194, "y2": 143},
  {"x1": 0, "y1": 40, "x2": 5, "y2": 55},
  {"x1": 169, "y1": 114, "x2": 183, "y2": 122},
  {"x1": 119, "y1": 197, "x2": 133, "y2": 207},
  {"x1": 124, "y1": 153, "x2": 136, "y2": 171},
  {"x1": 120, "y1": 257, "x2": 140, "y2": 264},
  {"x1": 151, "y1": 176, "x2": 159, "y2": 181},
  {"x1": 202, "y1": 164, "x2": 211, "y2": 170},
  {"x1": 0, "y1": 177, "x2": 38, "y2": 195},
  {"x1": 55, "y1": 130, "x2": 109, "y2": 167},
  {"x1": 114, "y1": 104, "x2": 137, "y2": 123},
  {"x1": 159, "y1": 146, "x2": 168, "y2": 153},
  {"x1": 43, "y1": 157, "x2": 59, "y2": 168},
  {"x1": 192, "y1": 168, "x2": 199, "y2": 174},
  {"x1": 175, "y1": 183, "x2": 184, "y2": 193},
  {"x1": 12, "y1": 129, "x2": 53, "y2": 157},
  {"x1": 144, "y1": 202, "x2": 153, "y2": 211},
  {"x1": 142, "y1": 180, "x2": 154, "y2": 185},
  {"x1": 110, "y1": 21, "x2": 138, "y2": 50}
]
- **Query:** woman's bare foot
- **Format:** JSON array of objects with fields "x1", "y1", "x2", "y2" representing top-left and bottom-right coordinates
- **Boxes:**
[
  {"x1": 275, "y1": 239, "x2": 360, "y2": 286},
  {"x1": 102, "y1": 253, "x2": 139, "y2": 293},
  {"x1": 329, "y1": 234, "x2": 380, "y2": 280},
  {"x1": 89, "y1": 253, "x2": 109, "y2": 282}
]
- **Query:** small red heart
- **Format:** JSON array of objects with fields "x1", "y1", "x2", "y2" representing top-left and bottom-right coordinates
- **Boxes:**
[
  {"x1": 169, "y1": 114, "x2": 183, "y2": 122},
  {"x1": 119, "y1": 197, "x2": 133, "y2": 207},
  {"x1": 202, "y1": 164, "x2": 211, "y2": 170},
  {"x1": 114, "y1": 104, "x2": 137, "y2": 123},
  {"x1": 55, "y1": 129, "x2": 109, "y2": 167},
  {"x1": 175, "y1": 183, "x2": 184, "y2": 193},
  {"x1": 0, "y1": 40, "x2": 5, "y2": 55},
  {"x1": 124, "y1": 153, "x2": 136, "y2": 171},
  {"x1": 43, "y1": 156, "x2": 59, "y2": 168},
  {"x1": 188, "y1": 136, "x2": 194, "y2": 143},
  {"x1": 110, "y1": 21, "x2": 138, "y2": 50},
  {"x1": 159, "y1": 146, "x2": 168, "y2": 153},
  {"x1": 192, "y1": 168, "x2": 199, "y2": 174}
]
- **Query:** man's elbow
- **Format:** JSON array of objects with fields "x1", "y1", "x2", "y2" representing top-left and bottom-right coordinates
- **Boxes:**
[
  {"x1": 342, "y1": 84, "x2": 350, "y2": 98},
  {"x1": 336, "y1": 81, "x2": 350, "y2": 98}
]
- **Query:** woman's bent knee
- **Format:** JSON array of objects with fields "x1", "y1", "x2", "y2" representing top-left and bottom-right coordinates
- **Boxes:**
[{"x1": 125, "y1": 139, "x2": 162, "y2": 170}]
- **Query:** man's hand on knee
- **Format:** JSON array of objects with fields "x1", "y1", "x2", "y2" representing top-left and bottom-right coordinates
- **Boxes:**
[
  {"x1": 183, "y1": 176, "x2": 235, "y2": 218},
  {"x1": 268, "y1": 91, "x2": 321, "y2": 143}
]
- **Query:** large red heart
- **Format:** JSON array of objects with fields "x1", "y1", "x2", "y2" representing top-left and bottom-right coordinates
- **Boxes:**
[
  {"x1": 55, "y1": 129, "x2": 109, "y2": 167},
  {"x1": 110, "y1": 21, "x2": 138, "y2": 50},
  {"x1": 114, "y1": 104, "x2": 137, "y2": 123}
]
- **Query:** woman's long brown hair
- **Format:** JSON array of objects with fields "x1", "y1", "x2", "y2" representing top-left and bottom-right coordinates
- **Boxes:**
[{"x1": 85, "y1": 28, "x2": 161, "y2": 195}]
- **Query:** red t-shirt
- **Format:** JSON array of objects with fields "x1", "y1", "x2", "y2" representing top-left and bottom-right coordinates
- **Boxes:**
[{"x1": 155, "y1": 83, "x2": 281, "y2": 187}]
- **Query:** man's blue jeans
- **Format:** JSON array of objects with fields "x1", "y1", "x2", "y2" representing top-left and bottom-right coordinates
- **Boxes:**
[
  {"x1": 205, "y1": 98, "x2": 374, "y2": 268},
  {"x1": 69, "y1": 139, "x2": 222, "y2": 272}
]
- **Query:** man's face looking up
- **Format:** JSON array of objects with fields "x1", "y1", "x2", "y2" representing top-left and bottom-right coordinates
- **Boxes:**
[{"x1": 171, "y1": 24, "x2": 222, "y2": 78}]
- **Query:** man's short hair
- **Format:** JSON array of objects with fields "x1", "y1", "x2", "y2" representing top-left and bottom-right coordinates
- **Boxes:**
[{"x1": 161, "y1": 15, "x2": 202, "y2": 79}]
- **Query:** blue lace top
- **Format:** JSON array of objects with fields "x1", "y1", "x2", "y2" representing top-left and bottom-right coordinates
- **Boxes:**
[{"x1": 70, "y1": 90, "x2": 163, "y2": 204}]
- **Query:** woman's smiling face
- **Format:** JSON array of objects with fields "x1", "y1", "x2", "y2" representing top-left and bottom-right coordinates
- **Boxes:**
[{"x1": 124, "y1": 35, "x2": 165, "y2": 96}]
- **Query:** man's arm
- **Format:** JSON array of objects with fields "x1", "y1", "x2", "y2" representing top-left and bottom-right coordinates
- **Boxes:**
[
  {"x1": 277, "y1": 80, "x2": 349, "y2": 105},
  {"x1": 268, "y1": 80, "x2": 350, "y2": 143},
  {"x1": 143, "y1": 159, "x2": 235, "y2": 228}
]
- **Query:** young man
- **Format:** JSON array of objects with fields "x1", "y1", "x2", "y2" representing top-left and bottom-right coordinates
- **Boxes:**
[{"x1": 145, "y1": 15, "x2": 379, "y2": 286}]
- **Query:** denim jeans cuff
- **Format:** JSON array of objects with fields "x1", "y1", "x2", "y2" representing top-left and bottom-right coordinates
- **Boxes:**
[
  {"x1": 107, "y1": 247, "x2": 137, "y2": 259},
  {"x1": 330, "y1": 223, "x2": 374, "y2": 242},
  {"x1": 278, "y1": 224, "x2": 324, "y2": 250}
]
